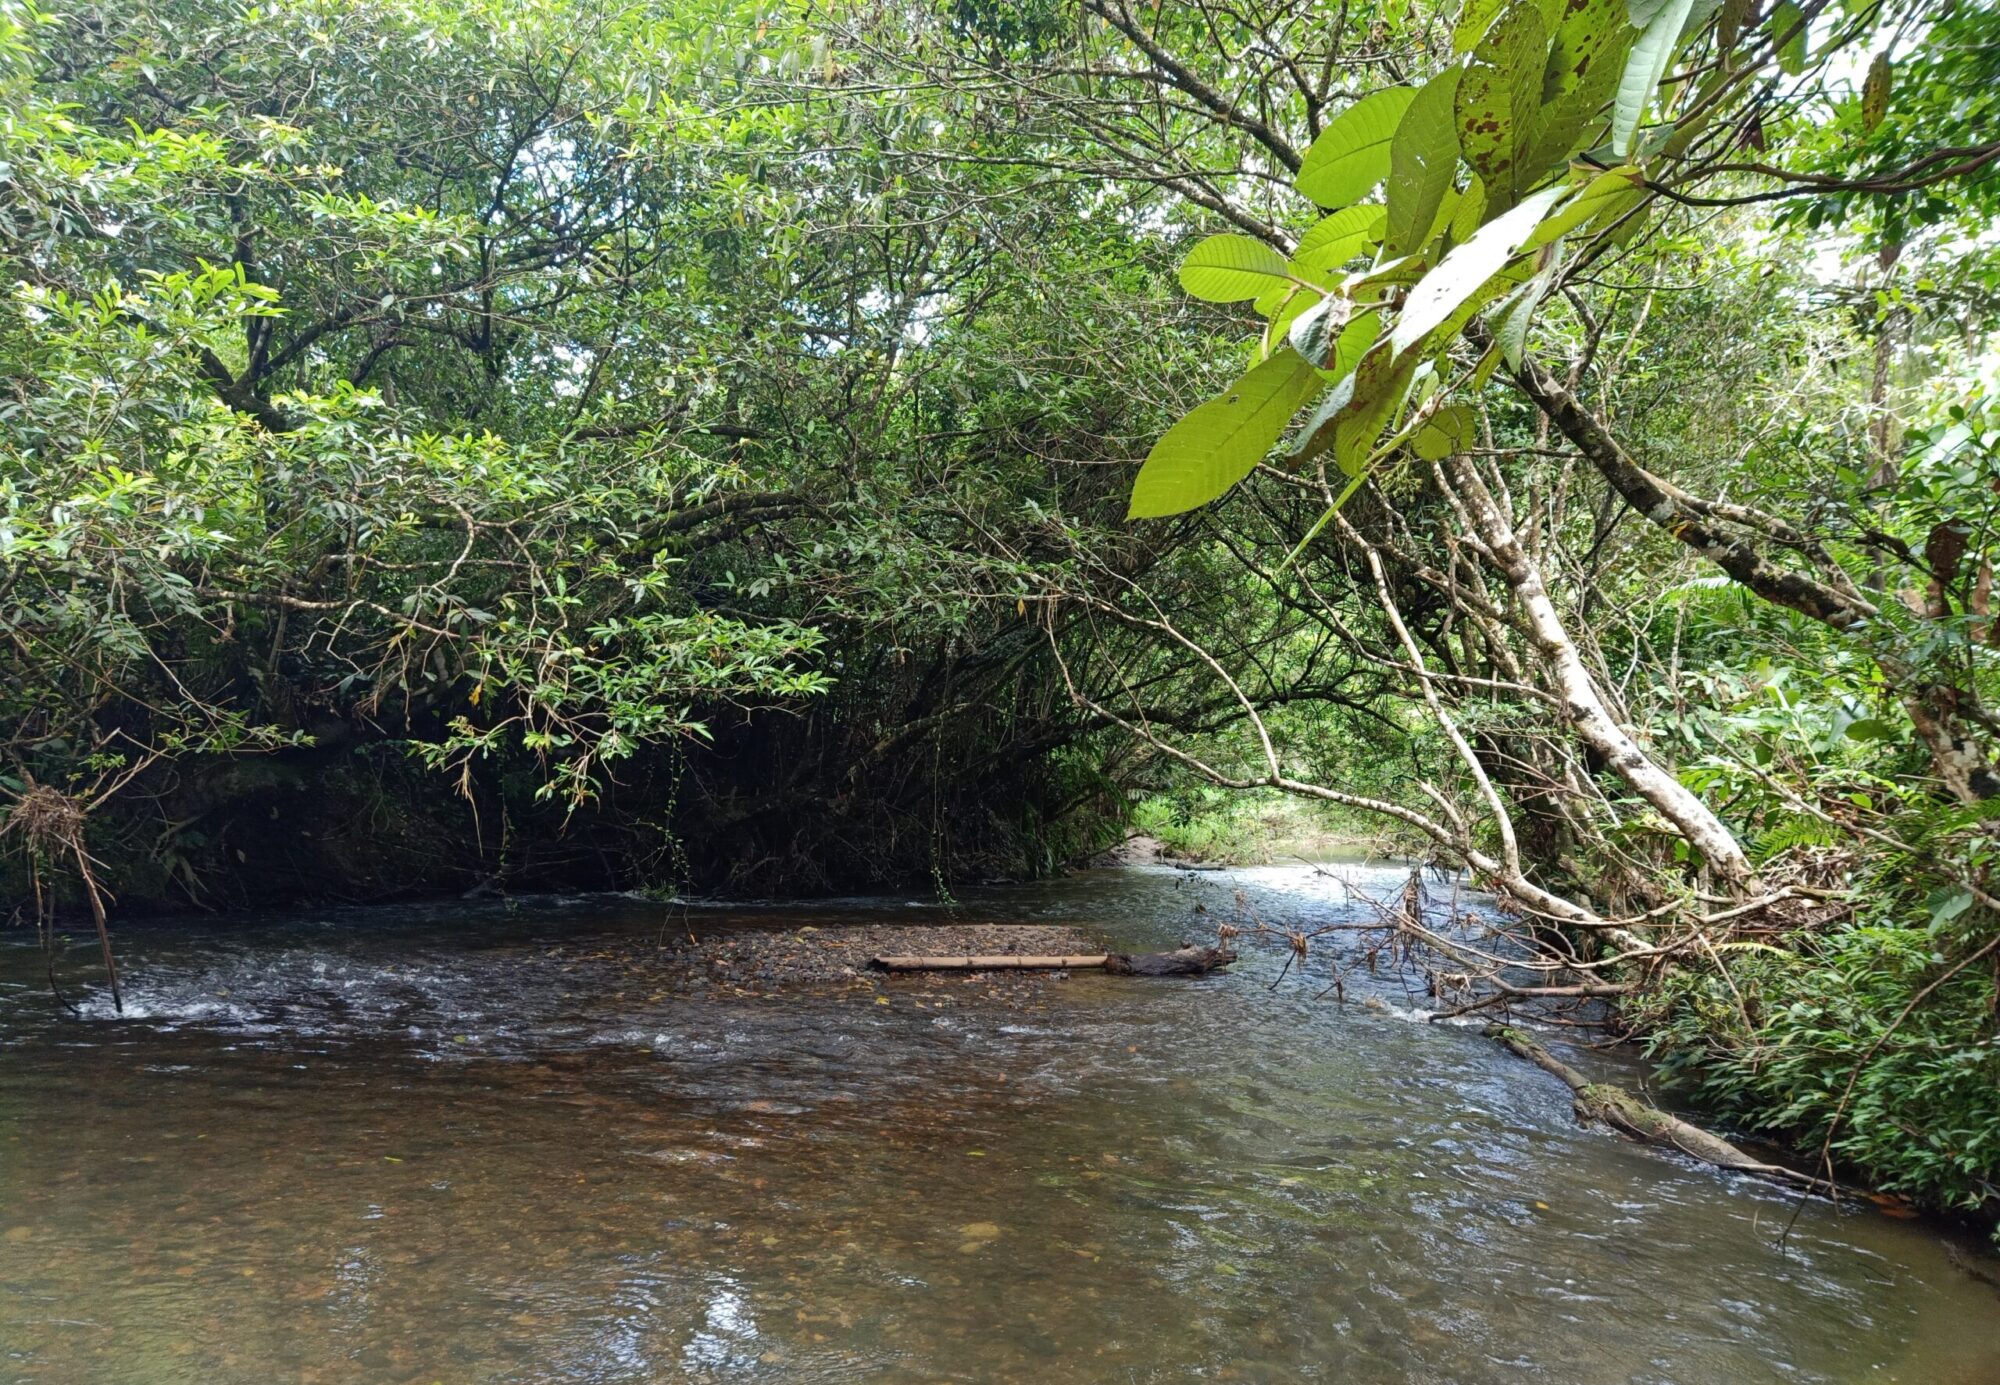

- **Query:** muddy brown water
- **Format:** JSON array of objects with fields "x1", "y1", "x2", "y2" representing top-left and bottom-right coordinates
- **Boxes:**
[{"x1": 2, "y1": 862, "x2": 1997, "y2": 1382}]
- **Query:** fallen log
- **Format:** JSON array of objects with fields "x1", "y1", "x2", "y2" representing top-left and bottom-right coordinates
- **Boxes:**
[
  {"x1": 872, "y1": 954, "x2": 1110, "y2": 971},
  {"x1": 871, "y1": 945, "x2": 1237, "y2": 976},
  {"x1": 1104, "y1": 945, "x2": 1237, "y2": 975},
  {"x1": 1486, "y1": 1024, "x2": 1840, "y2": 1195}
]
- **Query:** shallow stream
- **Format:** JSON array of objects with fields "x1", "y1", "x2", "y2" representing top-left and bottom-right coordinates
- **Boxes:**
[{"x1": 3, "y1": 862, "x2": 1997, "y2": 1382}]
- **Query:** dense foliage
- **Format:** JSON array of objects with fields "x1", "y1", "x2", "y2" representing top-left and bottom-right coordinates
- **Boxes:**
[{"x1": 3, "y1": 0, "x2": 1998, "y2": 1223}]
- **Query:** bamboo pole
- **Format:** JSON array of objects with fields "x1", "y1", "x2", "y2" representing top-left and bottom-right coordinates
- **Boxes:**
[{"x1": 871, "y1": 954, "x2": 1111, "y2": 972}]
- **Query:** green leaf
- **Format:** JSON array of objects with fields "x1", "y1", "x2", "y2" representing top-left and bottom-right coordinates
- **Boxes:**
[
  {"x1": 1526, "y1": 166, "x2": 1644, "y2": 247},
  {"x1": 1529, "y1": 0, "x2": 1635, "y2": 174},
  {"x1": 1490, "y1": 249, "x2": 1561, "y2": 367},
  {"x1": 1331, "y1": 348, "x2": 1420, "y2": 475},
  {"x1": 1297, "y1": 87, "x2": 1418, "y2": 209},
  {"x1": 1255, "y1": 280, "x2": 1303, "y2": 318},
  {"x1": 1296, "y1": 343, "x2": 1415, "y2": 474},
  {"x1": 1453, "y1": 0, "x2": 1509, "y2": 52},
  {"x1": 1613, "y1": 0, "x2": 1696, "y2": 156},
  {"x1": 1327, "y1": 310, "x2": 1383, "y2": 381},
  {"x1": 1287, "y1": 298, "x2": 1340, "y2": 365},
  {"x1": 1292, "y1": 205, "x2": 1387, "y2": 279},
  {"x1": 1349, "y1": 251, "x2": 1432, "y2": 300},
  {"x1": 1391, "y1": 183, "x2": 1565, "y2": 357},
  {"x1": 1607, "y1": 200, "x2": 1652, "y2": 246},
  {"x1": 1861, "y1": 53, "x2": 1890, "y2": 132},
  {"x1": 1179, "y1": 234, "x2": 1293, "y2": 303},
  {"x1": 1294, "y1": 375, "x2": 1361, "y2": 461},
  {"x1": 1386, "y1": 67, "x2": 1462, "y2": 256},
  {"x1": 1472, "y1": 341, "x2": 1505, "y2": 388},
  {"x1": 1128, "y1": 351, "x2": 1322, "y2": 518},
  {"x1": 1264, "y1": 287, "x2": 1323, "y2": 352},
  {"x1": 1450, "y1": 173, "x2": 1488, "y2": 242},
  {"x1": 1457, "y1": 1, "x2": 1549, "y2": 212},
  {"x1": 1928, "y1": 886, "x2": 1974, "y2": 928},
  {"x1": 1768, "y1": 2, "x2": 1806, "y2": 76},
  {"x1": 1491, "y1": 283, "x2": 1538, "y2": 368},
  {"x1": 1413, "y1": 403, "x2": 1476, "y2": 460}
]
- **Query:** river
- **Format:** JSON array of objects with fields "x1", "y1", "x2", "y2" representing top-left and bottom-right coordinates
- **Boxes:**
[{"x1": 2, "y1": 861, "x2": 1996, "y2": 1382}]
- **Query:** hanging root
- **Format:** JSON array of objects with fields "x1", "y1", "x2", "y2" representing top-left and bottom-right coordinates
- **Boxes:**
[
  {"x1": 1, "y1": 781, "x2": 123, "y2": 1015},
  {"x1": 1486, "y1": 1024, "x2": 1843, "y2": 1197}
]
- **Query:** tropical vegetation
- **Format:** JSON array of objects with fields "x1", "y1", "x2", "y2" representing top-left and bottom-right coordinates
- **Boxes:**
[{"x1": 3, "y1": 0, "x2": 1998, "y2": 1223}]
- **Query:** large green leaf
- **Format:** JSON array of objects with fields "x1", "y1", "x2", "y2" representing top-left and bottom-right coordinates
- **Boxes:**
[
  {"x1": 1179, "y1": 234, "x2": 1293, "y2": 303},
  {"x1": 1457, "y1": 1, "x2": 1550, "y2": 212},
  {"x1": 1489, "y1": 247, "x2": 1563, "y2": 367},
  {"x1": 1292, "y1": 205, "x2": 1388, "y2": 280},
  {"x1": 1127, "y1": 350, "x2": 1322, "y2": 519},
  {"x1": 1613, "y1": 0, "x2": 1695, "y2": 156},
  {"x1": 1328, "y1": 311, "x2": 1383, "y2": 381},
  {"x1": 1528, "y1": 0, "x2": 1634, "y2": 174},
  {"x1": 1386, "y1": 67, "x2": 1463, "y2": 256},
  {"x1": 1264, "y1": 287, "x2": 1323, "y2": 353},
  {"x1": 1450, "y1": 172, "x2": 1489, "y2": 242},
  {"x1": 1391, "y1": 182, "x2": 1565, "y2": 357},
  {"x1": 1287, "y1": 297, "x2": 1340, "y2": 366},
  {"x1": 1293, "y1": 330, "x2": 1405, "y2": 469},
  {"x1": 1293, "y1": 374, "x2": 1361, "y2": 461},
  {"x1": 1296, "y1": 87, "x2": 1418, "y2": 209}
]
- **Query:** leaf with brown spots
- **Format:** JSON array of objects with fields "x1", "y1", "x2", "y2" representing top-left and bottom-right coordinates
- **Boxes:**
[
  {"x1": 1456, "y1": 0, "x2": 1549, "y2": 213},
  {"x1": 1528, "y1": 0, "x2": 1634, "y2": 175}
]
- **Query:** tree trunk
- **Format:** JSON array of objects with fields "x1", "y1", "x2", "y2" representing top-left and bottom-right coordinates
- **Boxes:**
[
  {"x1": 1448, "y1": 459, "x2": 1758, "y2": 890},
  {"x1": 1511, "y1": 350, "x2": 2000, "y2": 805}
]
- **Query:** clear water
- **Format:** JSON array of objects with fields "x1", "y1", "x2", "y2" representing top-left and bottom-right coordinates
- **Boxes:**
[{"x1": 2, "y1": 862, "x2": 1996, "y2": 1382}]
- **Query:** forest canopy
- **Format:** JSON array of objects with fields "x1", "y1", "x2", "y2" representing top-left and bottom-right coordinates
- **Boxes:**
[{"x1": 3, "y1": 0, "x2": 1999, "y2": 1221}]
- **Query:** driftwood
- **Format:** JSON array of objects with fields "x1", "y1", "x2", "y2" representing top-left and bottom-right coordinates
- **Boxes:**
[
  {"x1": 1487, "y1": 1025, "x2": 1840, "y2": 1195},
  {"x1": 871, "y1": 945, "x2": 1237, "y2": 976},
  {"x1": 1104, "y1": 945, "x2": 1237, "y2": 975}
]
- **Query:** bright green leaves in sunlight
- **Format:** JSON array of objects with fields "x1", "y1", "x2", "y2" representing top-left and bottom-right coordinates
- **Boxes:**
[
  {"x1": 1123, "y1": 0, "x2": 1848, "y2": 524},
  {"x1": 1179, "y1": 234, "x2": 1294, "y2": 302},
  {"x1": 1296, "y1": 87, "x2": 1418, "y2": 209},
  {"x1": 1293, "y1": 206, "x2": 1389, "y2": 278},
  {"x1": 1127, "y1": 350, "x2": 1320, "y2": 518}
]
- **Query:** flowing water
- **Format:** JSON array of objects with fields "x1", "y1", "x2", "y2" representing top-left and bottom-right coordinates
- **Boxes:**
[{"x1": 2, "y1": 862, "x2": 1997, "y2": 1383}]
